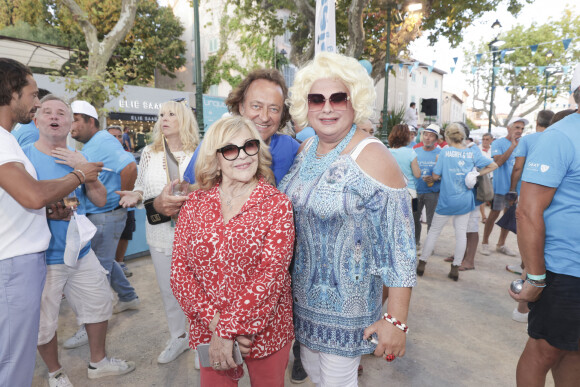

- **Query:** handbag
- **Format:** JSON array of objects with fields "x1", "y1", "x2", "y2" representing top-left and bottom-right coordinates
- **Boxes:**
[
  {"x1": 144, "y1": 198, "x2": 172, "y2": 225},
  {"x1": 476, "y1": 173, "x2": 494, "y2": 202}
]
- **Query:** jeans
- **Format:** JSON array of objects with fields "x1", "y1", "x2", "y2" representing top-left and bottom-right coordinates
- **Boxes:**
[
  {"x1": 420, "y1": 211, "x2": 471, "y2": 266},
  {"x1": 413, "y1": 192, "x2": 439, "y2": 244},
  {"x1": 0, "y1": 252, "x2": 46, "y2": 386},
  {"x1": 88, "y1": 209, "x2": 138, "y2": 302}
]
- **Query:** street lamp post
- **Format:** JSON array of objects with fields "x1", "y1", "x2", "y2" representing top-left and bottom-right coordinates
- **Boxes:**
[
  {"x1": 488, "y1": 20, "x2": 504, "y2": 133},
  {"x1": 193, "y1": 0, "x2": 204, "y2": 135}
]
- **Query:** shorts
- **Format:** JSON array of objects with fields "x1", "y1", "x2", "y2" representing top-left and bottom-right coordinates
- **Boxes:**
[
  {"x1": 466, "y1": 205, "x2": 481, "y2": 233},
  {"x1": 37, "y1": 250, "x2": 114, "y2": 345},
  {"x1": 491, "y1": 194, "x2": 508, "y2": 211},
  {"x1": 528, "y1": 271, "x2": 580, "y2": 351},
  {"x1": 120, "y1": 210, "x2": 136, "y2": 240}
]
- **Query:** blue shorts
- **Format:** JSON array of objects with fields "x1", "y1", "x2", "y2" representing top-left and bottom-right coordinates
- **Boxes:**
[{"x1": 528, "y1": 271, "x2": 580, "y2": 351}]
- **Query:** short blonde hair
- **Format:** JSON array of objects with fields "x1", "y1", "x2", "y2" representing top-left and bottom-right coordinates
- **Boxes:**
[
  {"x1": 150, "y1": 100, "x2": 200, "y2": 153},
  {"x1": 444, "y1": 123, "x2": 466, "y2": 144},
  {"x1": 194, "y1": 116, "x2": 274, "y2": 190},
  {"x1": 288, "y1": 52, "x2": 376, "y2": 129}
]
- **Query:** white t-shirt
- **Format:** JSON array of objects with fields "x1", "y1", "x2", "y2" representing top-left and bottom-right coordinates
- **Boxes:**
[{"x1": 0, "y1": 127, "x2": 51, "y2": 260}]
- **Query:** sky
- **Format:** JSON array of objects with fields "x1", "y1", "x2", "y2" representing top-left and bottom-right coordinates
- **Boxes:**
[{"x1": 408, "y1": 0, "x2": 577, "y2": 111}]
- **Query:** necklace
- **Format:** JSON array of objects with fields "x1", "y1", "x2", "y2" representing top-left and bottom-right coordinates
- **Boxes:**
[
  {"x1": 299, "y1": 125, "x2": 357, "y2": 181},
  {"x1": 219, "y1": 182, "x2": 256, "y2": 209}
]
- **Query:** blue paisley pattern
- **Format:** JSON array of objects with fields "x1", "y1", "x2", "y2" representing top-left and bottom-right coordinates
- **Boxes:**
[{"x1": 279, "y1": 149, "x2": 416, "y2": 357}]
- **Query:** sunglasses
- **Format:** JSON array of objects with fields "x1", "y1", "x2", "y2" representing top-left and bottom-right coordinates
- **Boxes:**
[
  {"x1": 217, "y1": 139, "x2": 260, "y2": 161},
  {"x1": 307, "y1": 92, "x2": 350, "y2": 111}
]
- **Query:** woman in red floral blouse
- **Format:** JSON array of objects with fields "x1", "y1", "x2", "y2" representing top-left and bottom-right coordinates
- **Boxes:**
[{"x1": 170, "y1": 116, "x2": 295, "y2": 386}]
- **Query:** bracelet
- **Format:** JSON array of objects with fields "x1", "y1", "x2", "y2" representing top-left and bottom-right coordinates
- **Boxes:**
[
  {"x1": 526, "y1": 278, "x2": 546, "y2": 288},
  {"x1": 73, "y1": 169, "x2": 86, "y2": 184},
  {"x1": 527, "y1": 273, "x2": 546, "y2": 281},
  {"x1": 383, "y1": 313, "x2": 409, "y2": 334},
  {"x1": 136, "y1": 191, "x2": 144, "y2": 203},
  {"x1": 69, "y1": 171, "x2": 83, "y2": 185}
]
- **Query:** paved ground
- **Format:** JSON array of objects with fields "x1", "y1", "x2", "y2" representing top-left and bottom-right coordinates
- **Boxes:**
[{"x1": 32, "y1": 214, "x2": 555, "y2": 386}]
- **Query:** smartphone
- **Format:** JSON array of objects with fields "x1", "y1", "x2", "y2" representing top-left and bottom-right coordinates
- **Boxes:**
[{"x1": 196, "y1": 342, "x2": 244, "y2": 368}]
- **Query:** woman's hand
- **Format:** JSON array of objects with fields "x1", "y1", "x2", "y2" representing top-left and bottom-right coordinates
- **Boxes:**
[
  {"x1": 209, "y1": 332, "x2": 237, "y2": 370},
  {"x1": 363, "y1": 319, "x2": 407, "y2": 359},
  {"x1": 235, "y1": 335, "x2": 254, "y2": 357},
  {"x1": 52, "y1": 147, "x2": 87, "y2": 169},
  {"x1": 116, "y1": 190, "x2": 141, "y2": 208}
]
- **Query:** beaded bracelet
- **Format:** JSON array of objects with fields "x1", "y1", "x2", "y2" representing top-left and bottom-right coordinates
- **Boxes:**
[
  {"x1": 73, "y1": 169, "x2": 86, "y2": 184},
  {"x1": 69, "y1": 171, "x2": 83, "y2": 185},
  {"x1": 526, "y1": 278, "x2": 546, "y2": 288},
  {"x1": 383, "y1": 313, "x2": 409, "y2": 334}
]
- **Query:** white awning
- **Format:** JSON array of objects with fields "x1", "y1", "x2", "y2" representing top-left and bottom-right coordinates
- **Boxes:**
[{"x1": 0, "y1": 35, "x2": 71, "y2": 70}]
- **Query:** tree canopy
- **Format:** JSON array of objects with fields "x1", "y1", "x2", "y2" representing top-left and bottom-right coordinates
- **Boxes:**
[{"x1": 464, "y1": 8, "x2": 580, "y2": 126}]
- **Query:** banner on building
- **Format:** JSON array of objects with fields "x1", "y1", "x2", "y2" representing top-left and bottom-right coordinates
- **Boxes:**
[{"x1": 315, "y1": 0, "x2": 336, "y2": 54}]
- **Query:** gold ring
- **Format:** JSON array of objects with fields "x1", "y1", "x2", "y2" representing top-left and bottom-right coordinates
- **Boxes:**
[{"x1": 213, "y1": 362, "x2": 221, "y2": 369}]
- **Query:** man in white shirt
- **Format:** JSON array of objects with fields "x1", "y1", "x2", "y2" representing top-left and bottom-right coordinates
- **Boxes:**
[
  {"x1": 404, "y1": 102, "x2": 418, "y2": 128},
  {"x1": 0, "y1": 58, "x2": 101, "y2": 387}
]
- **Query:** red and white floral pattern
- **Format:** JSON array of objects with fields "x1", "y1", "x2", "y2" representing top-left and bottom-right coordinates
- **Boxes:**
[{"x1": 170, "y1": 178, "x2": 295, "y2": 359}]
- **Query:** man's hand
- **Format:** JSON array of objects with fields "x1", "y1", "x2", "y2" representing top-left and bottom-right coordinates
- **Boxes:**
[
  {"x1": 363, "y1": 319, "x2": 407, "y2": 359},
  {"x1": 509, "y1": 279, "x2": 544, "y2": 303},
  {"x1": 52, "y1": 148, "x2": 87, "y2": 169},
  {"x1": 46, "y1": 202, "x2": 72, "y2": 221},
  {"x1": 153, "y1": 180, "x2": 188, "y2": 217},
  {"x1": 76, "y1": 162, "x2": 103, "y2": 183}
]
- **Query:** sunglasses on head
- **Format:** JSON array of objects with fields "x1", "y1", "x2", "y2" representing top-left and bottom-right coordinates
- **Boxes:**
[
  {"x1": 217, "y1": 139, "x2": 260, "y2": 161},
  {"x1": 307, "y1": 92, "x2": 350, "y2": 111}
]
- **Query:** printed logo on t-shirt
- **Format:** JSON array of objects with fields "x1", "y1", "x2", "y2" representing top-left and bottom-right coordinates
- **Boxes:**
[
  {"x1": 458, "y1": 160, "x2": 465, "y2": 167},
  {"x1": 540, "y1": 164, "x2": 550, "y2": 173}
]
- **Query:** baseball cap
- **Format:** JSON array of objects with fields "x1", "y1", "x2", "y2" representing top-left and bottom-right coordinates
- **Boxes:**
[
  {"x1": 507, "y1": 116, "x2": 529, "y2": 127},
  {"x1": 424, "y1": 123, "x2": 440, "y2": 135},
  {"x1": 571, "y1": 64, "x2": 580, "y2": 93},
  {"x1": 71, "y1": 100, "x2": 98, "y2": 120}
]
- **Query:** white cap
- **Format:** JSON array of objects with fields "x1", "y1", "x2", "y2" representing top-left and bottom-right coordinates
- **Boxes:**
[
  {"x1": 571, "y1": 64, "x2": 580, "y2": 93},
  {"x1": 507, "y1": 116, "x2": 529, "y2": 127},
  {"x1": 409, "y1": 125, "x2": 418, "y2": 132},
  {"x1": 71, "y1": 100, "x2": 98, "y2": 120},
  {"x1": 424, "y1": 123, "x2": 440, "y2": 135}
]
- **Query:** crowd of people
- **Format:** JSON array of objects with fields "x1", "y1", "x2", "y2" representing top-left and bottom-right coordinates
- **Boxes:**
[{"x1": 1, "y1": 54, "x2": 579, "y2": 387}]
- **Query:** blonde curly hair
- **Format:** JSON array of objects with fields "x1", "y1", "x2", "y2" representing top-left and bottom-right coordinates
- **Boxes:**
[
  {"x1": 150, "y1": 100, "x2": 200, "y2": 153},
  {"x1": 288, "y1": 52, "x2": 376, "y2": 129}
]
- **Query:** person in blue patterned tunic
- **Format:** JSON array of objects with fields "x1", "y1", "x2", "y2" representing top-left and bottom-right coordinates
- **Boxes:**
[{"x1": 278, "y1": 52, "x2": 416, "y2": 386}]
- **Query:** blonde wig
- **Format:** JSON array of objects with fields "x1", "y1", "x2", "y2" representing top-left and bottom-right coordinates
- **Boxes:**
[
  {"x1": 444, "y1": 123, "x2": 466, "y2": 144},
  {"x1": 150, "y1": 100, "x2": 200, "y2": 153},
  {"x1": 194, "y1": 116, "x2": 274, "y2": 190},
  {"x1": 288, "y1": 52, "x2": 376, "y2": 129}
]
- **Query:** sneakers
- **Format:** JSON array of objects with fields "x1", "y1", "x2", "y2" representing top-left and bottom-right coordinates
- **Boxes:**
[
  {"x1": 63, "y1": 325, "x2": 88, "y2": 349},
  {"x1": 416, "y1": 260, "x2": 426, "y2": 276},
  {"x1": 49, "y1": 370, "x2": 73, "y2": 387},
  {"x1": 448, "y1": 264, "x2": 459, "y2": 281},
  {"x1": 291, "y1": 357, "x2": 307, "y2": 384},
  {"x1": 481, "y1": 243, "x2": 490, "y2": 256},
  {"x1": 120, "y1": 263, "x2": 133, "y2": 278},
  {"x1": 113, "y1": 298, "x2": 140, "y2": 314},
  {"x1": 506, "y1": 264, "x2": 523, "y2": 275},
  {"x1": 497, "y1": 245, "x2": 517, "y2": 256},
  {"x1": 157, "y1": 335, "x2": 190, "y2": 364},
  {"x1": 194, "y1": 349, "x2": 200, "y2": 370},
  {"x1": 88, "y1": 357, "x2": 136, "y2": 379},
  {"x1": 512, "y1": 308, "x2": 529, "y2": 323}
]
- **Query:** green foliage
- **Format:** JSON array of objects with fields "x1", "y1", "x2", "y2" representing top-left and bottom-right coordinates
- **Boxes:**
[
  {"x1": 464, "y1": 8, "x2": 580, "y2": 125},
  {"x1": 0, "y1": 20, "x2": 67, "y2": 46},
  {"x1": 465, "y1": 117, "x2": 478, "y2": 130},
  {"x1": 379, "y1": 105, "x2": 406, "y2": 143}
]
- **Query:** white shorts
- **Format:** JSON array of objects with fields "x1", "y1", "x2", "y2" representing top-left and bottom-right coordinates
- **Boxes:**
[
  {"x1": 300, "y1": 345, "x2": 361, "y2": 387},
  {"x1": 37, "y1": 250, "x2": 114, "y2": 345},
  {"x1": 466, "y1": 205, "x2": 481, "y2": 233}
]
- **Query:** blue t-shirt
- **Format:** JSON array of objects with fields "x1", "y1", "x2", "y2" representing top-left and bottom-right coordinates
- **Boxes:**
[
  {"x1": 296, "y1": 127, "x2": 316, "y2": 142},
  {"x1": 183, "y1": 133, "x2": 299, "y2": 185},
  {"x1": 522, "y1": 113, "x2": 580, "y2": 278},
  {"x1": 434, "y1": 146, "x2": 493, "y2": 215},
  {"x1": 13, "y1": 122, "x2": 39, "y2": 147},
  {"x1": 407, "y1": 140, "x2": 417, "y2": 149},
  {"x1": 23, "y1": 145, "x2": 91, "y2": 265},
  {"x1": 512, "y1": 132, "x2": 543, "y2": 194},
  {"x1": 390, "y1": 147, "x2": 418, "y2": 190},
  {"x1": 414, "y1": 146, "x2": 441, "y2": 194},
  {"x1": 491, "y1": 137, "x2": 518, "y2": 195},
  {"x1": 81, "y1": 130, "x2": 136, "y2": 213}
]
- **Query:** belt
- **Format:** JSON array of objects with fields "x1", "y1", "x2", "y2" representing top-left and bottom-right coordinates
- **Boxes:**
[{"x1": 86, "y1": 205, "x2": 124, "y2": 216}]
